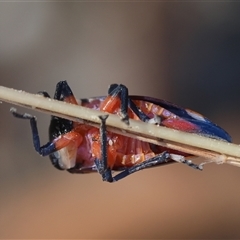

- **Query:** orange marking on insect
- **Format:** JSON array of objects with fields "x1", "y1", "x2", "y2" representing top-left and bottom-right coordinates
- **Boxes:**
[
  {"x1": 134, "y1": 100, "x2": 165, "y2": 118},
  {"x1": 54, "y1": 131, "x2": 83, "y2": 150},
  {"x1": 100, "y1": 96, "x2": 121, "y2": 113},
  {"x1": 100, "y1": 96, "x2": 137, "y2": 120}
]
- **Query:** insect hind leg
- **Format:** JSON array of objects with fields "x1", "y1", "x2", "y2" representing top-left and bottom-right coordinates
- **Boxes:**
[
  {"x1": 169, "y1": 154, "x2": 203, "y2": 170},
  {"x1": 112, "y1": 152, "x2": 170, "y2": 182}
]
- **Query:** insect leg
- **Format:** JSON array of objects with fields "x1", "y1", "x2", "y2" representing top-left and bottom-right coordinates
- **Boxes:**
[
  {"x1": 10, "y1": 108, "x2": 56, "y2": 156},
  {"x1": 95, "y1": 115, "x2": 171, "y2": 182},
  {"x1": 128, "y1": 98, "x2": 150, "y2": 122},
  {"x1": 37, "y1": 91, "x2": 51, "y2": 98},
  {"x1": 112, "y1": 152, "x2": 170, "y2": 182},
  {"x1": 107, "y1": 84, "x2": 150, "y2": 124},
  {"x1": 53, "y1": 81, "x2": 74, "y2": 100},
  {"x1": 38, "y1": 80, "x2": 77, "y2": 104},
  {"x1": 94, "y1": 115, "x2": 166, "y2": 182},
  {"x1": 94, "y1": 115, "x2": 114, "y2": 182},
  {"x1": 113, "y1": 152, "x2": 202, "y2": 182},
  {"x1": 40, "y1": 80, "x2": 77, "y2": 106},
  {"x1": 169, "y1": 154, "x2": 203, "y2": 170},
  {"x1": 107, "y1": 84, "x2": 129, "y2": 123},
  {"x1": 37, "y1": 81, "x2": 75, "y2": 102}
]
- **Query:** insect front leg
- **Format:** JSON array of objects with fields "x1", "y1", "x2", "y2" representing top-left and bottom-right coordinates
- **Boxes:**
[
  {"x1": 10, "y1": 108, "x2": 56, "y2": 156},
  {"x1": 38, "y1": 80, "x2": 78, "y2": 104}
]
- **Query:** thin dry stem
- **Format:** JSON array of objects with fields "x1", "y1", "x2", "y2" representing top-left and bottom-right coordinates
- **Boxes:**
[{"x1": 0, "y1": 85, "x2": 239, "y2": 167}]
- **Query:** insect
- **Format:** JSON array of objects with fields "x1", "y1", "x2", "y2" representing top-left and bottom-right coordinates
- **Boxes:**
[{"x1": 11, "y1": 81, "x2": 231, "y2": 182}]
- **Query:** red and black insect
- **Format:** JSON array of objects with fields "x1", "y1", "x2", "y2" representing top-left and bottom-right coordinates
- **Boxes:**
[{"x1": 11, "y1": 81, "x2": 231, "y2": 182}]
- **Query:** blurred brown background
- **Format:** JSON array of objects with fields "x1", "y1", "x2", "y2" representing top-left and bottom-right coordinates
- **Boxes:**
[{"x1": 1, "y1": 2, "x2": 240, "y2": 239}]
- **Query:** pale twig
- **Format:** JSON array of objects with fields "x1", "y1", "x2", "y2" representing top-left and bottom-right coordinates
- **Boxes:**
[{"x1": 0, "y1": 85, "x2": 239, "y2": 167}]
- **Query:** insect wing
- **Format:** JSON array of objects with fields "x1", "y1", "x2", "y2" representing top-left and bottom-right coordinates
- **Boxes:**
[{"x1": 130, "y1": 96, "x2": 231, "y2": 142}]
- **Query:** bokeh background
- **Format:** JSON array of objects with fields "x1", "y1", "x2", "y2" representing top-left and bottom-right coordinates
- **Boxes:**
[{"x1": 1, "y1": 2, "x2": 240, "y2": 239}]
